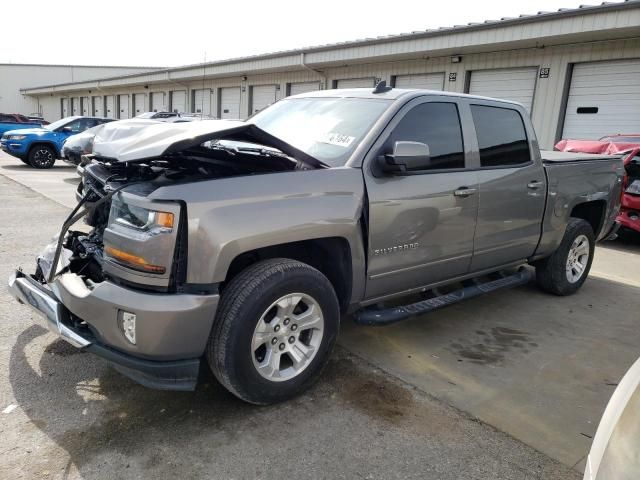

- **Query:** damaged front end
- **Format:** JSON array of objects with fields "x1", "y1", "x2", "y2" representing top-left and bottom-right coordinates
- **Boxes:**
[{"x1": 9, "y1": 124, "x2": 310, "y2": 390}]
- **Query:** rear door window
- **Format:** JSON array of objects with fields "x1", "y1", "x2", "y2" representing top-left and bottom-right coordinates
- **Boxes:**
[{"x1": 471, "y1": 105, "x2": 531, "y2": 167}]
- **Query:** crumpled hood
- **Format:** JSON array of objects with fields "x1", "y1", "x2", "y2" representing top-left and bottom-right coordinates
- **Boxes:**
[{"x1": 92, "y1": 119, "x2": 323, "y2": 168}]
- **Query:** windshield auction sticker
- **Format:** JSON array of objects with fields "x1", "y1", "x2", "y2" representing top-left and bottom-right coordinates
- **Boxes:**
[{"x1": 320, "y1": 132, "x2": 355, "y2": 148}]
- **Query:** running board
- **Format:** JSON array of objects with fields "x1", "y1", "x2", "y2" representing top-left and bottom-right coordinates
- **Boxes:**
[{"x1": 353, "y1": 268, "x2": 533, "y2": 326}]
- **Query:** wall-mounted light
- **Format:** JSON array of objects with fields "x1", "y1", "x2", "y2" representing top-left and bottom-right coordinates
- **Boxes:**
[
  {"x1": 450, "y1": 55, "x2": 462, "y2": 63},
  {"x1": 242, "y1": 76, "x2": 247, "y2": 81},
  {"x1": 144, "y1": 85, "x2": 149, "y2": 89}
]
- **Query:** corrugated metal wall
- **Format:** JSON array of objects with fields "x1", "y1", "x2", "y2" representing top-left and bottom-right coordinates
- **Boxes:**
[{"x1": 28, "y1": 37, "x2": 640, "y2": 148}]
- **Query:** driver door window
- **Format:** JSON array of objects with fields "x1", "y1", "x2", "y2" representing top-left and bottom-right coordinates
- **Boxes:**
[{"x1": 386, "y1": 102, "x2": 466, "y2": 171}]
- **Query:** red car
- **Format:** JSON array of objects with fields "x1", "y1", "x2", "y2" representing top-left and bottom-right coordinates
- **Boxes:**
[{"x1": 556, "y1": 135, "x2": 640, "y2": 236}]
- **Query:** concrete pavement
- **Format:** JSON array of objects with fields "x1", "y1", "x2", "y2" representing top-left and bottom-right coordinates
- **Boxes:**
[
  {"x1": 0, "y1": 171, "x2": 578, "y2": 479},
  {"x1": 3, "y1": 150, "x2": 638, "y2": 478}
]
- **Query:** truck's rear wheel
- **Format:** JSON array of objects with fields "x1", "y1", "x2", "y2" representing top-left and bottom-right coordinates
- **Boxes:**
[
  {"x1": 535, "y1": 218, "x2": 595, "y2": 295},
  {"x1": 207, "y1": 258, "x2": 340, "y2": 405},
  {"x1": 28, "y1": 145, "x2": 56, "y2": 169}
]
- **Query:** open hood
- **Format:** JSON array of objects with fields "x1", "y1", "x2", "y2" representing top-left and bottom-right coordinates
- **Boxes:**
[{"x1": 92, "y1": 119, "x2": 325, "y2": 168}]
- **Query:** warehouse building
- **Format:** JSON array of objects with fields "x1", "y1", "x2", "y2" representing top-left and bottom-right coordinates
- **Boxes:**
[
  {"x1": 0, "y1": 64, "x2": 160, "y2": 118},
  {"x1": 17, "y1": 1, "x2": 640, "y2": 148}
]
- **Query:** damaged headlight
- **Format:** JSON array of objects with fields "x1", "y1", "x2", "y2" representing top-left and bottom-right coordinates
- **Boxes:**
[
  {"x1": 108, "y1": 198, "x2": 174, "y2": 232},
  {"x1": 104, "y1": 198, "x2": 176, "y2": 275}
]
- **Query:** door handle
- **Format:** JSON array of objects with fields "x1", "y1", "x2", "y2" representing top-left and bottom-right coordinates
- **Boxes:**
[
  {"x1": 527, "y1": 180, "x2": 543, "y2": 190},
  {"x1": 453, "y1": 187, "x2": 477, "y2": 197}
]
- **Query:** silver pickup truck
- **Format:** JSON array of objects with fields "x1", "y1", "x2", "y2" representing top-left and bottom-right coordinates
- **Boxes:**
[{"x1": 9, "y1": 86, "x2": 623, "y2": 404}]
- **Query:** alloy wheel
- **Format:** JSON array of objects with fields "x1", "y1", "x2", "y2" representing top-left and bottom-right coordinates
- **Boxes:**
[{"x1": 251, "y1": 293, "x2": 324, "y2": 382}]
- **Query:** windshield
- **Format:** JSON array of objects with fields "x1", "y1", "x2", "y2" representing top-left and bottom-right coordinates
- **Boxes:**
[
  {"x1": 250, "y1": 97, "x2": 392, "y2": 167},
  {"x1": 44, "y1": 117, "x2": 75, "y2": 131}
]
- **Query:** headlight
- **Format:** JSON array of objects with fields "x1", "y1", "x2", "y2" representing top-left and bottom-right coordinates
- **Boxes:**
[
  {"x1": 104, "y1": 198, "x2": 176, "y2": 275},
  {"x1": 108, "y1": 198, "x2": 174, "y2": 232},
  {"x1": 7, "y1": 134, "x2": 26, "y2": 140}
]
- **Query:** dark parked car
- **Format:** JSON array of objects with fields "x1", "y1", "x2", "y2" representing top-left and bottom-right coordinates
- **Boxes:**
[{"x1": 0, "y1": 113, "x2": 44, "y2": 137}]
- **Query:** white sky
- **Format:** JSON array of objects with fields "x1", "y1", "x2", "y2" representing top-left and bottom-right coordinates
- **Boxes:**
[{"x1": 0, "y1": 0, "x2": 615, "y2": 67}]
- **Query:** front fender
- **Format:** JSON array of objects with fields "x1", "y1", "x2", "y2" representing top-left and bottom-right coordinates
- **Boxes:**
[
  {"x1": 150, "y1": 167, "x2": 367, "y2": 291},
  {"x1": 26, "y1": 136, "x2": 62, "y2": 156}
]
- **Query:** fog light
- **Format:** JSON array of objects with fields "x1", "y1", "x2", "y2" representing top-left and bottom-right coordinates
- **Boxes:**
[{"x1": 120, "y1": 311, "x2": 137, "y2": 345}]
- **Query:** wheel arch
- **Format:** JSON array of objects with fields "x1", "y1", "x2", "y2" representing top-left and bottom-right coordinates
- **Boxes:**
[
  {"x1": 570, "y1": 200, "x2": 607, "y2": 238},
  {"x1": 224, "y1": 237, "x2": 353, "y2": 312},
  {"x1": 28, "y1": 141, "x2": 60, "y2": 157}
]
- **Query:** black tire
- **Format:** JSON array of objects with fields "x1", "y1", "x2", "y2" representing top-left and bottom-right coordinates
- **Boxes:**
[
  {"x1": 535, "y1": 218, "x2": 595, "y2": 295},
  {"x1": 207, "y1": 258, "x2": 340, "y2": 405},
  {"x1": 28, "y1": 145, "x2": 56, "y2": 169}
]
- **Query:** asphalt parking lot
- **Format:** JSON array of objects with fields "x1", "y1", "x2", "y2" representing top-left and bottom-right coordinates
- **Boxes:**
[{"x1": 1, "y1": 153, "x2": 638, "y2": 479}]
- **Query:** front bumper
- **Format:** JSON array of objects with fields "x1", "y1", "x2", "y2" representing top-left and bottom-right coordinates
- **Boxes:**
[
  {"x1": 0, "y1": 139, "x2": 28, "y2": 158},
  {"x1": 61, "y1": 148, "x2": 82, "y2": 165},
  {"x1": 8, "y1": 269, "x2": 220, "y2": 391},
  {"x1": 617, "y1": 209, "x2": 640, "y2": 234}
]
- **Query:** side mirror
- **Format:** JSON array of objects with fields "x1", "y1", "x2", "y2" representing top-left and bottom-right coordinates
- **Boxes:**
[
  {"x1": 61, "y1": 126, "x2": 74, "y2": 134},
  {"x1": 378, "y1": 141, "x2": 431, "y2": 173}
]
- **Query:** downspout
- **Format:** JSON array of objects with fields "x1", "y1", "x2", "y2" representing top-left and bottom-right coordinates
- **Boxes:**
[
  {"x1": 300, "y1": 52, "x2": 327, "y2": 89},
  {"x1": 168, "y1": 72, "x2": 190, "y2": 113},
  {"x1": 95, "y1": 81, "x2": 114, "y2": 117}
]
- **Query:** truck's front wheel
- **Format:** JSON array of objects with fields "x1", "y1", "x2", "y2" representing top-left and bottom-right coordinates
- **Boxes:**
[
  {"x1": 207, "y1": 258, "x2": 340, "y2": 405},
  {"x1": 535, "y1": 218, "x2": 595, "y2": 295}
]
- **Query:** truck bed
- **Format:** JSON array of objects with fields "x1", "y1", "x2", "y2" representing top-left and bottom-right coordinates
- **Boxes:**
[
  {"x1": 536, "y1": 150, "x2": 623, "y2": 255},
  {"x1": 540, "y1": 150, "x2": 623, "y2": 163}
]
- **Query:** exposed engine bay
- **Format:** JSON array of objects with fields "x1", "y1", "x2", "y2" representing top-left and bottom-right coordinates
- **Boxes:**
[{"x1": 38, "y1": 142, "x2": 308, "y2": 291}]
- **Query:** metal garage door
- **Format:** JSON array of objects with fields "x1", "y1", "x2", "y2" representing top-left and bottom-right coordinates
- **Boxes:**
[
  {"x1": 468, "y1": 67, "x2": 538, "y2": 112},
  {"x1": 81, "y1": 97, "x2": 90, "y2": 115},
  {"x1": 105, "y1": 96, "x2": 115, "y2": 118},
  {"x1": 71, "y1": 97, "x2": 80, "y2": 115},
  {"x1": 133, "y1": 93, "x2": 146, "y2": 116},
  {"x1": 61, "y1": 98, "x2": 69, "y2": 117},
  {"x1": 118, "y1": 95, "x2": 130, "y2": 119},
  {"x1": 171, "y1": 90, "x2": 186, "y2": 113},
  {"x1": 394, "y1": 73, "x2": 445, "y2": 90},
  {"x1": 336, "y1": 78, "x2": 375, "y2": 89},
  {"x1": 562, "y1": 59, "x2": 640, "y2": 140},
  {"x1": 289, "y1": 81, "x2": 320, "y2": 96},
  {"x1": 192, "y1": 89, "x2": 211, "y2": 115},
  {"x1": 251, "y1": 85, "x2": 277, "y2": 114},
  {"x1": 220, "y1": 87, "x2": 241, "y2": 119},
  {"x1": 92, "y1": 96, "x2": 103, "y2": 117},
  {"x1": 151, "y1": 92, "x2": 166, "y2": 112}
]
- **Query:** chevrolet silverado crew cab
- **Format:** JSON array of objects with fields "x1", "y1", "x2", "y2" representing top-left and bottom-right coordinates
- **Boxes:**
[{"x1": 9, "y1": 85, "x2": 623, "y2": 405}]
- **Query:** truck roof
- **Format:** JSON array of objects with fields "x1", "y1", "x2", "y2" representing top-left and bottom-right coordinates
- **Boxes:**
[{"x1": 290, "y1": 87, "x2": 525, "y2": 108}]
